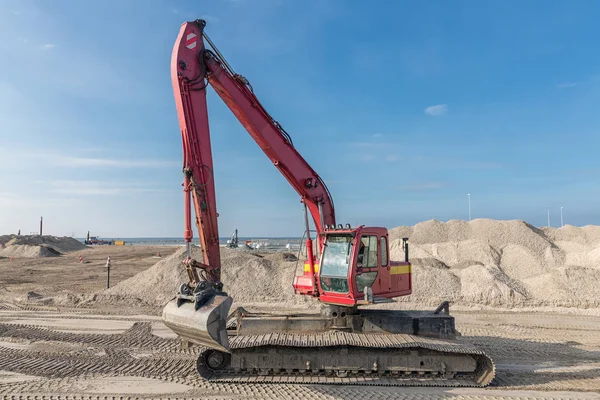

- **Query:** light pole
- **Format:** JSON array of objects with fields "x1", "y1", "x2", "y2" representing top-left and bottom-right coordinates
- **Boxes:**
[
  {"x1": 468, "y1": 193, "x2": 471, "y2": 221},
  {"x1": 560, "y1": 206, "x2": 564, "y2": 227},
  {"x1": 547, "y1": 206, "x2": 550, "y2": 228}
]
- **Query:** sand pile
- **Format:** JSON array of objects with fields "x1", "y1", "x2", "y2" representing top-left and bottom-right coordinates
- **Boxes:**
[
  {"x1": 88, "y1": 246, "x2": 318, "y2": 309},
  {"x1": 540, "y1": 225, "x2": 600, "y2": 268},
  {"x1": 541, "y1": 224, "x2": 600, "y2": 246},
  {"x1": 87, "y1": 246, "x2": 193, "y2": 307},
  {"x1": 389, "y1": 219, "x2": 600, "y2": 308},
  {"x1": 0, "y1": 235, "x2": 85, "y2": 258},
  {"x1": 0, "y1": 244, "x2": 62, "y2": 257},
  {"x1": 65, "y1": 218, "x2": 600, "y2": 311}
]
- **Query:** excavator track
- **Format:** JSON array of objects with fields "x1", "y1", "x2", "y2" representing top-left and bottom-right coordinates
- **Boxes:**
[{"x1": 197, "y1": 331, "x2": 496, "y2": 387}]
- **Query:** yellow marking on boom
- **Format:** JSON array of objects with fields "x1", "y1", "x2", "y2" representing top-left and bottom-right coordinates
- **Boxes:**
[{"x1": 303, "y1": 263, "x2": 320, "y2": 273}]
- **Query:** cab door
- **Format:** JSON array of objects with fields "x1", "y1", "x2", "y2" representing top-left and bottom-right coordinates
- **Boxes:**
[
  {"x1": 354, "y1": 235, "x2": 379, "y2": 294},
  {"x1": 378, "y1": 235, "x2": 392, "y2": 293},
  {"x1": 368, "y1": 235, "x2": 392, "y2": 295},
  {"x1": 350, "y1": 230, "x2": 407, "y2": 299}
]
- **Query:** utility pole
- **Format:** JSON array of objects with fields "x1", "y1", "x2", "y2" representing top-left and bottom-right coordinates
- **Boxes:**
[
  {"x1": 106, "y1": 256, "x2": 111, "y2": 288},
  {"x1": 468, "y1": 193, "x2": 471, "y2": 221},
  {"x1": 39, "y1": 216, "x2": 43, "y2": 236},
  {"x1": 547, "y1": 207, "x2": 550, "y2": 228},
  {"x1": 560, "y1": 206, "x2": 564, "y2": 227}
]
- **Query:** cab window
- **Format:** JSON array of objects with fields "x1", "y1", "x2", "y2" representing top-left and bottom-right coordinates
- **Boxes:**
[
  {"x1": 357, "y1": 235, "x2": 378, "y2": 268},
  {"x1": 381, "y1": 236, "x2": 388, "y2": 266},
  {"x1": 319, "y1": 234, "x2": 352, "y2": 293}
]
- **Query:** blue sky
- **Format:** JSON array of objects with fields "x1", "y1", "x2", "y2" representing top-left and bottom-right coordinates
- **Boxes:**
[{"x1": 1, "y1": 0, "x2": 599, "y2": 238}]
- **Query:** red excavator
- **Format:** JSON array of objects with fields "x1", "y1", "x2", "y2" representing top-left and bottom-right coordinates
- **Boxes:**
[{"x1": 162, "y1": 19, "x2": 495, "y2": 386}]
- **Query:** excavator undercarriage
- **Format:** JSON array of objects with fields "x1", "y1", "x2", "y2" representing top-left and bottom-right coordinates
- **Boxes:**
[{"x1": 166, "y1": 302, "x2": 495, "y2": 387}]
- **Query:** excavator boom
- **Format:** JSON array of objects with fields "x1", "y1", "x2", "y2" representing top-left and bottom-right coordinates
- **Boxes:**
[
  {"x1": 174, "y1": 20, "x2": 335, "y2": 248},
  {"x1": 163, "y1": 19, "x2": 338, "y2": 353}
]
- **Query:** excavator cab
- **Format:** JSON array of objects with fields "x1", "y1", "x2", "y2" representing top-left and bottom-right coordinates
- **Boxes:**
[{"x1": 294, "y1": 226, "x2": 412, "y2": 306}]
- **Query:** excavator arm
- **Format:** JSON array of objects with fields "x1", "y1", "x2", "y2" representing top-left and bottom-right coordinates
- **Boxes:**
[
  {"x1": 172, "y1": 19, "x2": 335, "y2": 271},
  {"x1": 164, "y1": 19, "x2": 336, "y2": 352}
]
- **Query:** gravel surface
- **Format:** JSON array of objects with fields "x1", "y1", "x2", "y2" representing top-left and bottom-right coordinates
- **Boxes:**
[{"x1": 1, "y1": 307, "x2": 599, "y2": 399}]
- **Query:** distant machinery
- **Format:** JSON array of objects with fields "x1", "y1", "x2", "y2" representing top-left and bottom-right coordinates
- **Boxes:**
[
  {"x1": 84, "y1": 231, "x2": 114, "y2": 245},
  {"x1": 226, "y1": 229, "x2": 239, "y2": 248}
]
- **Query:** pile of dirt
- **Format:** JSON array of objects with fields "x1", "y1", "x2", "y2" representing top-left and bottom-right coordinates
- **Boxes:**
[
  {"x1": 0, "y1": 235, "x2": 85, "y2": 258},
  {"x1": 65, "y1": 218, "x2": 600, "y2": 311},
  {"x1": 0, "y1": 244, "x2": 62, "y2": 258},
  {"x1": 389, "y1": 219, "x2": 600, "y2": 309},
  {"x1": 86, "y1": 246, "x2": 318, "y2": 310},
  {"x1": 87, "y1": 246, "x2": 193, "y2": 307}
]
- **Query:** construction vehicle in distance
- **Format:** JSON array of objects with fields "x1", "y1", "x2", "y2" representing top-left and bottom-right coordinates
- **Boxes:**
[
  {"x1": 225, "y1": 229, "x2": 239, "y2": 248},
  {"x1": 161, "y1": 19, "x2": 495, "y2": 386},
  {"x1": 84, "y1": 231, "x2": 113, "y2": 246}
]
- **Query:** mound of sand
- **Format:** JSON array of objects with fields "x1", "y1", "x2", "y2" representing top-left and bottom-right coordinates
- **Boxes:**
[
  {"x1": 0, "y1": 244, "x2": 62, "y2": 258},
  {"x1": 88, "y1": 246, "x2": 318, "y2": 310},
  {"x1": 394, "y1": 258, "x2": 528, "y2": 308},
  {"x1": 541, "y1": 224, "x2": 600, "y2": 246},
  {"x1": 58, "y1": 218, "x2": 600, "y2": 311},
  {"x1": 397, "y1": 260, "x2": 462, "y2": 305},
  {"x1": 390, "y1": 219, "x2": 600, "y2": 309},
  {"x1": 0, "y1": 235, "x2": 85, "y2": 258}
]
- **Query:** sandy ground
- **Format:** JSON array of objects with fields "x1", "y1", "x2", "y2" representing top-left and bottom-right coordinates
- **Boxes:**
[
  {"x1": 1, "y1": 246, "x2": 600, "y2": 399},
  {"x1": 0, "y1": 245, "x2": 178, "y2": 304}
]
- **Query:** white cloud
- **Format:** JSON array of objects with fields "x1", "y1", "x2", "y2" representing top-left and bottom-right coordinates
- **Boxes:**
[
  {"x1": 386, "y1": 155, "x2": 398, "y2": 162},
  {"x1": 0, "y1": 191, "x2": 79, "y2": 208},
  {"x1": 53, "y1": 156, "x2": 178, "y2": 168},
  {"x1": 48, "y1": 180, "x2": 166, "y2": 196},
  {"x1": 372, "y1": 133, "x2": 384, "y2": 138},
  {"x1": 0, "y1": 192, "x2": 19, "y2": 207},
  {"x1": 424, "y1": 104, "x2": 448, "y2": 117},
  {"x1": 0, "y1": 150, "x2": 179, "y2": 169},
  {"x1": 0, "y1": 24, "x2": 149, "y2": 102},
  {"x1": 556, "y1": 82, "x2": 577, "y2": 88},
  {"x1": 347, "y1": 141, "x2": 392, "y2": 149},
  {"x1": 397, "y1": 182, "x2": 445, "y2": 191},
  {"x1": 75, "y1": 147, "x2": 110, "y2": 153}
]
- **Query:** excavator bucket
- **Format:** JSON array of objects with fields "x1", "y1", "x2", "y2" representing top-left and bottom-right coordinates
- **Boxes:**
[{"x1": 162, "y1": 294, "x2": 233, "y2": 352}]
